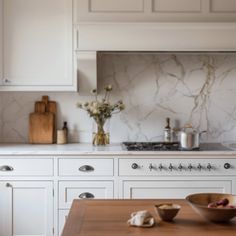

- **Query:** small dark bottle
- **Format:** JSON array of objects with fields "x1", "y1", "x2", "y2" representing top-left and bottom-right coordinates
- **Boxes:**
[
  {"x1": 164, "y1": 118, "x2": 171, "y2": 142},
  {"x1": 62, "y1": 121, "x2": 68, "y2": 143}
]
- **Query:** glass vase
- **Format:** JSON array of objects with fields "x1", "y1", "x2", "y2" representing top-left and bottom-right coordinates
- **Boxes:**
[{"x1": 92, "y1": 119, "x2": 110, "y2": 146}]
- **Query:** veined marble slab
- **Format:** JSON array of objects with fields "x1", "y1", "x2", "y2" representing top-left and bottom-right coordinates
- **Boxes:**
[{"x1": 0, "y1": 143, "x2": 236, "y2": 156}]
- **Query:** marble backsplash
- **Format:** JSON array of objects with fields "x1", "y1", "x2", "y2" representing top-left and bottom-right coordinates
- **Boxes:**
[{"x1": 0, "y1": 53, "x2": 236, "y2": 143}]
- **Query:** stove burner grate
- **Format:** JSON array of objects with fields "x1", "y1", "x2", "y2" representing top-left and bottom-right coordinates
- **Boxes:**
[{"x1": 123, "y1": 142, "x2": 180, "y2": 151}]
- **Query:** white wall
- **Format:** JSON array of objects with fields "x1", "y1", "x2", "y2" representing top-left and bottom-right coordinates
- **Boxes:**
[{"x1": 0, "y1": 52, "x2": 236, "y2": 143}]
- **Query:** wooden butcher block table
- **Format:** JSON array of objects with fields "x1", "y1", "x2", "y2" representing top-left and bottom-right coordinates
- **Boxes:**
[{"x1": 62, "y1": 199, "x2": 236, "y2": 236}]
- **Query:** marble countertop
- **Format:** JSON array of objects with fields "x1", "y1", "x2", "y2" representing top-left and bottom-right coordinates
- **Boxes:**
[{"x1": 0, "y1": 143, "x2": 236, "y2": 156}]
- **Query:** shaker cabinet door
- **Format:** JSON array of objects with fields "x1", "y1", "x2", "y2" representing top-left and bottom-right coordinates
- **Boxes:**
[
  {"x1": 0, "y1": 181, "x2": 54, "y2": 236},
  {"x1": 0, "y1": 0, "x2": 75, "y2": 91}
]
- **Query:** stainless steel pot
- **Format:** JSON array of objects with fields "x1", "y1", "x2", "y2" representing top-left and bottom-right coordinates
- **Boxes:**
[{"x1": 180, "y1": 125, "x2": 206, "y2": 150}]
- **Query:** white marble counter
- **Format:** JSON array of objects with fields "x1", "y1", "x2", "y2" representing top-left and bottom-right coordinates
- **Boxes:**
[{"x1": 0, "y1": 143, "x2": 236, "y2": 157}]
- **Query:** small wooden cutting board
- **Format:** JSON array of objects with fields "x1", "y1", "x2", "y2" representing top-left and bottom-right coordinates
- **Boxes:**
[
  {"x1": 29, "y1": 112, "x2": 54, "y2": 144},
  {"x1": 29, "y1": 95, "x2": 57, "y2": 144}
]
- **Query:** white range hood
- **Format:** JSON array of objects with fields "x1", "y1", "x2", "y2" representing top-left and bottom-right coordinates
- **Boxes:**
[
  {"x1": 76, "y1": 22, "x2": 236, "y2": 93},
  {"x1": 77, "y1": 22, "x2": 236, "y2": 51}
]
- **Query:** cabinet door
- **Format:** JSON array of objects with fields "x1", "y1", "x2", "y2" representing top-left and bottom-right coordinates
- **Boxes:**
[
  {"x1": 1, "y1": 0, "x2": 75, "y2": 91},
  {"x1": 59, "y1": 210, "x2": 69, "y2": 236},
  {"x1": 0, "y1": 181, "x2": 53, "y2": 236},
  {"x1": 123, "y1": 180, "x2": 232, "y2": 199}
]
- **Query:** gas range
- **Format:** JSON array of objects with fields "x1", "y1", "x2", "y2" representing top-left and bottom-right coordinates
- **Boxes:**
[{"x1": 122, "y1": 142, "x2": 232, "y2": 151}]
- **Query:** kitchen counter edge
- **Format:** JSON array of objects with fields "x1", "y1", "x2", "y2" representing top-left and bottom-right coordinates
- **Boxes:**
[{"x1": 0, "y1": 143, "x2": 236, "y2": 157}]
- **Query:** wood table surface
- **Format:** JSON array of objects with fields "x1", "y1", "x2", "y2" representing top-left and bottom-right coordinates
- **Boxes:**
[{"x1": 61, "y1": 199, "x2": 236, "y2": 236}]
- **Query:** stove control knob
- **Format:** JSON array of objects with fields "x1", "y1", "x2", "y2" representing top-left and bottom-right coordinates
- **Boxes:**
[
  {"x1": 224, "y1": 163, "x2": 231, "y2": 169},
  {"x1": 169, "y1": 163, "x2": 174, "y2": 171},
  {"x1": 149, "y1": 164, "x2": 155, "y2": 171},
  {"x1": 207, "y1": 163, "x2": 212, "y2": 171},
  {"x1": 197, "y1": 164, "x2": 202, "y2": 171},
  {"x1": 178, "y1": 164, "x2": 183, "y2": 171},
  {"x1": 188, "y1": 164, "x2": 193, "y2": 171},
  {"x1": 131, "y1": 163, "x2": 139, "y2": 169},
  {"x1": 158, "y1": 164, "x2": 164, "y2": 171}
]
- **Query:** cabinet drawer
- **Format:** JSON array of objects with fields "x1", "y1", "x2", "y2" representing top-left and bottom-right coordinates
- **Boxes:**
[
  {"x1": 119, "y1": 158, "x2": 236, "y2": 176},
  {"x1": 123, "y1": 180, "x2": 232, "y2": 199},
  {"x1": 59, "y1": 181, "x2": 114, "y2": 208},
  {"x1": 0, "y1": 158, "x2": 53, "y2": 176},
  {"x1": 58, "y1": 158, "x2": 114, "y2": 176}
]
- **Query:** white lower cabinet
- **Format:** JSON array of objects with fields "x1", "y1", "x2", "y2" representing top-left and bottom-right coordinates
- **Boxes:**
[
  {"x1": 59, "y1": 181, "x2": 114, "y2": 208},
  {"x1": 58, "y1": 180, "x2": 114, "y2": 235},
  {"x1": 122, "y1": 180, "x2": 232, "y2": 199},
  {"x1": 0, "y1": 181, "x2": 53, "y2": 236},
  {"x1": 0, "y1": 155, "x2": 235, "y2": 236},
  {"x1": 58, "y1": 210, "x2": 69, "y2": 236}
]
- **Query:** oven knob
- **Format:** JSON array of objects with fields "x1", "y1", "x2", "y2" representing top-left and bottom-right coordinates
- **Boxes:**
[
  {"x1": 197, "y1": 164, "x2": 202, "y2": 171},
  {"x1": 224, "y1": 163, "x2": 231, "y2": 169},
  {"x1": 188, "y1": 164, "x2": 193, "y2": 171},
  {"x1": 131, "y1": 163, "x2": 139, "y2": 169},
  {"x1": 149, "y1": 163, "x2": 155, "y2": 171},
  {"x1": 207, "y1": 163, "x2": 212, "y2": 171},
  {"x1": 178, "y1": 164, "x2": 183, "y2": 171},
  {"x1": 169, "y1": 163, "x2": 174, "y2": 171},
  {"x1": 158, "y1": 164, "x2": 164, "y2": 171}
]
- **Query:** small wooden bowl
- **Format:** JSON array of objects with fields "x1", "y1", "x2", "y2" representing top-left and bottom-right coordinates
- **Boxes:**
[
  {"x1": 154, "y1": 203, "x2": 181, "y2": 221},
  {"x1": 186, "y1": 193, "x2": 236, "y2": 222}
]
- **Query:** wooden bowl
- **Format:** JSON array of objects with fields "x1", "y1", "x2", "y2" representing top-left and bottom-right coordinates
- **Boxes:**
[
  {"x1": 186, "y1": 193, "x2": 236, "y2": 222},
  {"x1": 154, "y1": 203, "x2": 181, "y2": 221}
]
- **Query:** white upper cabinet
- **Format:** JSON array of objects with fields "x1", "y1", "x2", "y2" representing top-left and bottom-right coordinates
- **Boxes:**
[
  {"x1": 0, "y1": 0, "x2": 76, "y2": 91},
  {"x1": 75, "y1": 0, "x2": 236, "y2": 22}
]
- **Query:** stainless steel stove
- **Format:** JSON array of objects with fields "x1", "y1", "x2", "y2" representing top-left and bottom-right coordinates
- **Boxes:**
[{"x1": 122, "y1": 142, "x2": 232, "y2": 151}]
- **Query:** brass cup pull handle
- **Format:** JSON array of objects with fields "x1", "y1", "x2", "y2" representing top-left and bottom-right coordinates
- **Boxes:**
[
  {"x1": 79, "y1": 192, "x2": 95, "y2": 199},
  {"x1": 0, "y1": 165, "x2": 14, "y2": 171},
  {"x1": 78, "y1": 165, "x2": 94, "y2": 172}
]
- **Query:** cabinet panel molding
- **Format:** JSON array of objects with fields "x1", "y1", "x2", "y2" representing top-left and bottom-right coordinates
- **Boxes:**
[
  {"x1": 89, "y1": 0, "x2": 144, "y2": 12},
  {"x1": 153, "y1": 0, "x2": 202, "y2": 13},
  {"x1": 210, "y1": 0, "x2": 236, "y2": 13},
  {"x1": 123, "y1": 180, "x2": 232, "y2": 199}
]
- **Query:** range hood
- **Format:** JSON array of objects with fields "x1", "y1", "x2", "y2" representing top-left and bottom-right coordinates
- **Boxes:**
[
  {"x1": 76, "y1": 22, "x2": 236, "y2": 93},
  {"x1": 77, "y1": 22, "x2": 236, "y2": 51}
]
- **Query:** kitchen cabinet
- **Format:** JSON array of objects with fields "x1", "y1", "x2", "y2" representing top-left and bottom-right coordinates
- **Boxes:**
[
  {"x1": 57, "y1": 157, "x2": 114, "y2": 235},
  {"x1": 1, "y1": 146, "x2": 236, "y2": 236},
  {"x1": 59, "y1": 210, "x2": 69, "y2": 236},
  {"x1": 0, "y1": 181, "x2": 53, "y2": 236},
  {"x1": 58, "y1": 158, "x2": 114, "y2": 176},
  {"x1": 119, "y1": 157, "x2": 236, "y2": 198},
  {"x1": 59, "y1": 181, "x2": 114, "y2": 208},
  {"x1": 75, "y1": 0, "x2": 236, "y2": 22},
  {"x1": 0, "y1": 0, "x2": 76, "y2": 91},
  {"x1": 58, "y1": 181, "x2": 113, "y2": 235}
]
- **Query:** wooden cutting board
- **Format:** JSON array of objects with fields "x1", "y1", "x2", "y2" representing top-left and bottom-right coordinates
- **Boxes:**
[
  {"x1": 29, "y1": 95, "x2": 57, "y2": 144},
  {"x1": 42, "y1": 96, "x2": 57, "y2": 142},
  {"x1": 29, "y1": 112, "x2": 54, "y2": 144}
]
